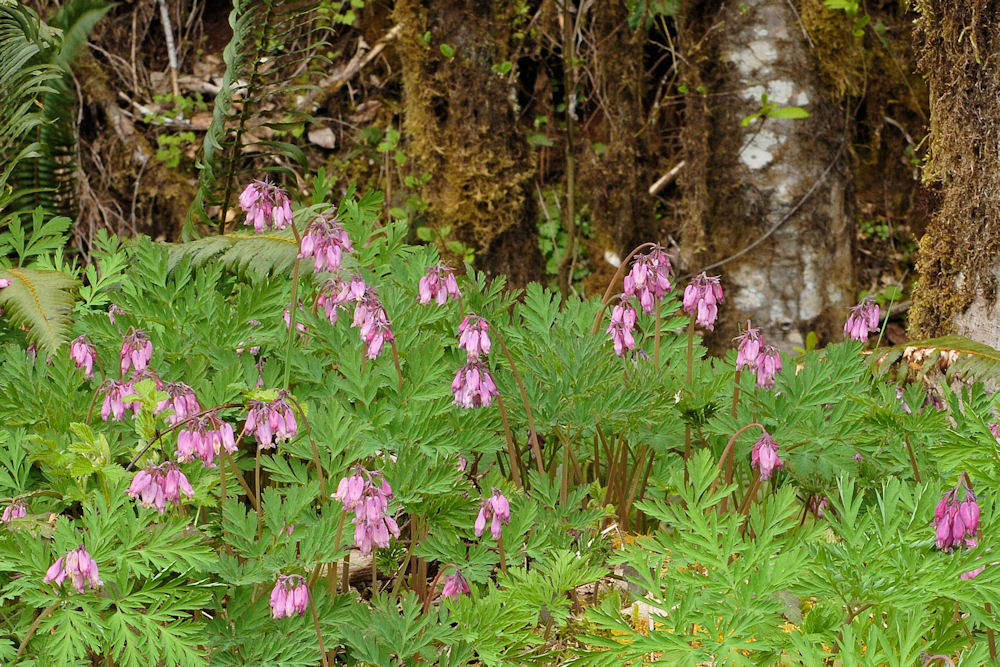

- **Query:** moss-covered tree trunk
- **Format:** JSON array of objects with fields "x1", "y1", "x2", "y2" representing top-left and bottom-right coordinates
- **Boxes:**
[
  {"x1": 910, "y1": 2, "x2": 1000, "y2": 345},
  {"x1": 679, "y1": 0, "x2": 854, "y2": 348},
  {"x1": 394, "y1": 0, "x2": 542, "y2": 287}
]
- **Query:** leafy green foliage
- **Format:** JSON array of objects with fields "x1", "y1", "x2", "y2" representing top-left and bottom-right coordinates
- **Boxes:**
[{"x1": 2, "y1": 181, "x2": 1000, "y2": 664}]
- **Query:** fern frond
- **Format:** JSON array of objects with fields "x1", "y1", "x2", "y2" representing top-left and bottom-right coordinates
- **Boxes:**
[
  {"x1": 2, "y1": 1, "x2": 112, "y2": 223},
  {"x1": 0, "y1": 4, "x2": 63, "y2": 225},
  {"x1": 186, "y1": 0, "x2": 328, "y2": 236},
  {"x1": 871, "y1": 335, "x2": 1000, "y2": 384},
  {"x1": 166, "y1": 229, "x2": 299, "y2": 276},
  {"x1": 0, "y1": 267, "x2": 79, "y2": 354}
]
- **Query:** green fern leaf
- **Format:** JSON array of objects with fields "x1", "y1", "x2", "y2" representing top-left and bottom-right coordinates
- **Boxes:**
[
  {"x1": 166, "y1": 229, "x2": 299, "y2": 276},
  {"x1": 0, "y1": 267, "x2": 79, "y2": 354}
]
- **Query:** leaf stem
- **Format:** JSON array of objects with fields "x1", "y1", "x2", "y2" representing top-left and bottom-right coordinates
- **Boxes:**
[
  {"x1": 494, "y1": 329, "x2": 543, "y2": 475},
  {"x1": 309, "y1": 593, "x2": 330, "y2": 667},
  {"x1": 283, "y1": 254, "x2": 302, "y2": 390},
  {"x1": 16, "y1": 602, "x2": 59, "y2": 661}
]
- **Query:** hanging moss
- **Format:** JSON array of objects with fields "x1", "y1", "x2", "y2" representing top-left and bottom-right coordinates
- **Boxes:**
[
  {"x1": 393, "y1": 0, "x2": 541, "y2": 286},
  {"x1": 910, "y1": 1, "x2": 1000, "y2": 337}
]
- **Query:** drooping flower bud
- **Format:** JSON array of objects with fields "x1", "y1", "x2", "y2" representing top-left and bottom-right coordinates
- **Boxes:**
[
  {"x1": 606, "y1": 299, "x2": 638, "y2": 358},
  {"x1": 270, "y1": 574, "x2": 309, "y2": 618},
  {"x1": 120, "y1": 327, "x2": 153, "y2": 375},
  {"x1": 441, "y1": 569, "x2": 471, "y2": 599},
  {"x1": 751, "y1": 432, "x2": 782, "y2": 481},
  {"x1": 682, "y1": 273, "x2": 724, "y2": 330},
  {"x1": 754, "y1": 346, "x2": 782, "y2": 389},
  {"x1": 332, "y1": 467, "x2": 400, "y2": 555},
  {"x1": 452, "y1": 359, "x2": 499, "y2": 409},
  {"x1": 843, "y1": 296, "x2": 881, "y2": 342},
  {"x1": 70, "y1": 336, "x2": 97, "y2": 379},
  {"x1": 44, "y1": 545, "x2": 103, "y2": 593},
  {"x1": 458, "y1": 315, "x2": 492, "y2": 359},
  {"x1": 474, "y1": 488, "x2": 511, "y2": 540},
  {"x1": 127, "y1": 461, "x2": 194, "y2": 513},
  {"x1": 245, "y1": 390, "x2": 298, "y2": 450},
  {"x1": 733, "y1": 322, "x2": 761, "y2": 371},
  {"x1": 623, "y1": 245, "x2": 672, "y2": 315},
  {"x1": 239, "y1": 180, "x2": 294, "y2": 233},
  {"x1": 298, "y1": 213, "x2": 353, "y2": 273},
  {"x1": 159, "y1": 382, "x2": 200, "y2": 425},
  {"x1": 933, "y1": 481, "x2": 979, "y2": 552},
  {"x1": 1, "y1": 499, "x2": 26, "y2": 523},
  {"x1": 0, "y1": 278, "x2": 10, "y2": 289},
  {"x1": 101, "y1": 379, "x2": 140, "y2": 421},
  {"x1": 176, "y1": 411, "x2": 236, "y2": 468},
  {"x1": 353, "y1": 288, "x2": 394, "y2": 360},
  {"x1": 419, "y1": 262, "x2": 462, "y2": 305}
]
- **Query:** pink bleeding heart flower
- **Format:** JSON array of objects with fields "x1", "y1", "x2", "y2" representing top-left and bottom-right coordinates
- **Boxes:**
[
  {"x1": 70, "y1": 336, "x2": 97, "y2": 379},
  {"x1": 44, "y1": 545, "x2": 102, "y2": 593},
  {"x1": 441, "y1": 568, "x2": 471, "y2": 599},
  {"x1": 1, "y1": 499, "x2": 27, "y2": 523},
  {"x1": 239, "y1": 180, "x2": 294, "y2": 233},
  {"x1": 299, "y1": 213, "x2": 353, "y2": 273},
  {"x1": 623, "y1": 245, "x2": 672, "y2": 315},
  {"x1": 606, "y1": 298, "x2": 638, "y2": 358},
  {"x1": 474, "y1": 488, "x2": 511, "y2": 540},
  {"x1": 844, "y1": 296, "x2": 881, "y2": 342},
  {"x1": 332, "y1": 467, "x2": 400, "y2": 555},
  {"x1": 451, "y1": 359, "x2": 499, "y2": 409},
  {"x1": 245, "y1": 390, "x2": 298, "y2": 450},
  {"x1": 270, "y1": 574, "x2": 309, "y2": 618},
  {"x1": 682, "y1": 273, "x2": 724, "y2": 330},
  {"x1": 733, "y1": 321, "x2": 762, "y2": 371},
  {"x1": 751, "y1": 432, "x2": 782, "y2": 481},
  {"x1": 120, "y1": 327, "x2": 153, "y2": 375},
  {"x1": 418, "y1": 262, "x2": 462, "y2": 305}
]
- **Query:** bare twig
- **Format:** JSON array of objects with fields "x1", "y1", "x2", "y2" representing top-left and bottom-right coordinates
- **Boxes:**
[
  {"x1": 648, "y1": 160, "x2": 686, "y2": 196},
  {"x1": 156, "y1": 0, "x2": 181, "y2": 98}
]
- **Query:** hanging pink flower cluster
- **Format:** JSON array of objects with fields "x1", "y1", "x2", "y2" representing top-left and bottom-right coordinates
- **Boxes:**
[
  {"x1": 843, "y1": 296, "x2": 881, "y2": 342},
  {"x1": 474, "y1": 488, "x2": 511, "y2": 540},
  {"x1": 239, "y1": 181, "x2": 294, "y2": 233},
  {"x1": 934, "y1": 479, "x2": 980, "y2": 552},
  {"x1": 606, "y1": 298, "x2": 638, "y2": 357},
  {"x1": 70, "y1": 336, "x2": 97, "y2": 379},
  {"x1": 1, "y1": 499, "x2": 26, "y2": 523},
  {"x1": 452, "y1": 314, "x2": 499, "y2": 408},
  {"x1": 333, "y1": 467, "x2": 400, "y2": 555},
  {"x1": 316, "y1": 275, "x2": 366, "y2": 325},
  {"x1": 270, "y1": 574, "x2": 309, "y2": 618},
  {"x1": 441, "y1": 568, "x2": 470, "y2": 599},
  {"x1": 299, "y1": 213, "x2": 353, "y2": 273},
  {"x1": 159, "y1": 382, "x2": 201, "y2": 426},
  {"x1": 623, "y1": 245, "x2": 672, "y2": 314},
  {"x1": 604, "y1": 245, "x2": 674, "y2": 358},
  {"x1": 418, "y1": 262, "x2": 461, "y2": 305},
  {"x1": 751, "y1": 432, "x2": 782, "y2": 481},
  {"x1": 683, "y1": 273, "x2": 724, "y2": 330},
  {"x1": 176, "y1": 411, "x2": 237, "y2": 468},
  {"x1": 245, "y1": 391, "x2": 298, "y2": 449},
  {"x1": 283, "y1": 307, "x2": 309, "y2": 335},
  {"x1": 353, "y1": 287, "x2": 394, "y2": 360},
  {"x1": 127, "y1": 462, "x2": 194, "y2": 513},
  {"x1": 101, "y1": 379, "x2": 141, "y2": 421},
  {"x1": 120, "y1": 327, "x2": 153, "y2": 375},
  {"x1": 44, "y1": 546, "x2": 102, "y2": 593},
  {"x1": 733, "y1": 321, "x2": 782, "y2": 389}
]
